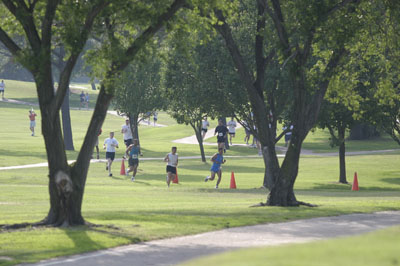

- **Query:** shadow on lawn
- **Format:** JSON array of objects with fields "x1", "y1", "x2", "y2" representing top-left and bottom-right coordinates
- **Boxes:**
[{"x1": 0, "y1": 148, "x2": 47, "y2": 161}]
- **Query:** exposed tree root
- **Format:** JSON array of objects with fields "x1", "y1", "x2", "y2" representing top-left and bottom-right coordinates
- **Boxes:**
[
  {"x1": 0, "y1": 219, "x2": 119, "y2": 232},
  {"x1": 250, "y1": 200, "x2": 318, "y2": 208}
]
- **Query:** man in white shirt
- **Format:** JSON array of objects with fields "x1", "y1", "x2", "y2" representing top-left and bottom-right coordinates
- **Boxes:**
[
  {"x1": 227, "y1": 117, "x2": 237, "y2": 145},
  {"x1": 164, "y1": 146, "x2": 178, "y2": 187},
  {"x1": 121, "y1": 119, "x2": 133, "y2": 147},
  {"x1": 103, "y1": 132, "x2": 119, "y2": 177},
  {"x1": 201, "y1": 117, "x2": 210, "y2": 139}
]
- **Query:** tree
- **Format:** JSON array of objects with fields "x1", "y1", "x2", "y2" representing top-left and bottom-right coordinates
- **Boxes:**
[
  {"x1": 113, "y1": 51, "x2": 165, "y2": 143},
  {"x1": 163, "y1": 28, "x2": 248, "y2": 161},
  {"x1": 0, "y1": 0, "x2": 187, "y2": 226},
  {"x1": 212, "y1": 0, "x2": 363, "y2": 206}
]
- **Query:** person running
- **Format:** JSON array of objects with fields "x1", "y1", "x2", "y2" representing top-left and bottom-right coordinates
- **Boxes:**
[
  {"x1": 283, "y1": 124, "x2": 293, "y2": 147},
  {"x1": 243, "y1": 120, "x2": 251, "y2": 144},
  {"x1": 214, "y1": 119, "x2": 228, "y2": 151},
  {"x1": 227, "y1": 117, "x2": 237, "y2": 145},
  {"x1": 164, "y1": 146, "x2": 178, "y2": 187},
  {"x1": 204, "y1": 147, "x2": 226, "y2": 189},
  {"x1": 85, "y1": 92, "x2": 90, "y2": 109},
  {"x1": 79, "y1": 91, "x2": 85, "y2": 109},
  {"x1": 125, "y1": 139, "x2": 142, "y2": 182},
  {"x1": 0, "y1": 80, "x2": 5, "y2": 99},
  {"x1": 103, "y1": 132, "x2": 119, "y2": 177},
  {"x1": 29, "y1": 109, "x2": 37, "y2": 136},
  {"x1": 121, "y1": 119, "x2": 133, "y2": 147},
  {"x1": 153, "y1": 111, "x2": 158, "y2": 126},
  {"x1": 94, "y1": 128, "x2": 102, "y2": 159},
  {"x1": 201, "y1": 117, "x2": 210, "y2": 139}
]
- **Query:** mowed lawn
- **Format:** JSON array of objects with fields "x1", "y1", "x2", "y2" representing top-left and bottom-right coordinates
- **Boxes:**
[{"x1": 0, "y1": 80, "x2": 400, "y2": 265}]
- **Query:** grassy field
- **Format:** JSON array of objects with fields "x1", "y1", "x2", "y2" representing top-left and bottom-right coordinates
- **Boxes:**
[
  {"x1": 182, "y1": 225, "x2": 400, "y2": 266},
  {"x1": 0, "y1": 80, "x2": 399, "y2": 265}
]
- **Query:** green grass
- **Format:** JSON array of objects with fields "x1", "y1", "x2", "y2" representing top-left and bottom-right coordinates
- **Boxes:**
[
  {"x1": 0, "y1": 80, "x2": 399, "y2": 265},
  {"x1": 181, "y1": 225, "x2": 400, "y2": 266}
]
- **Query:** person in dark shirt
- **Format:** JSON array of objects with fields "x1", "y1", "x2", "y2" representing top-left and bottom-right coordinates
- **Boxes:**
[{"x1": 214, "y1": 119, "x2": 228, "y2": 151}]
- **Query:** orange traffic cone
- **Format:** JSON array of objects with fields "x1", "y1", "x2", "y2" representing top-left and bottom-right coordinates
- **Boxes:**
[
  {"x1": 173, "y1": 169, "x2": 179, "y2": 183},
  {"x1": 352, "y1": 172, "x2": 359, "y2": 191},
  {"x1": 230, "y1": 171, "x2": 237, "y2": 189},
  {"x1": 120, "y1": 158, "x2": 126, "y2": 175}
]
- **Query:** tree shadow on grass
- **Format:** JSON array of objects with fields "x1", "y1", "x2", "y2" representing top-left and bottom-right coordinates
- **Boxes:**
[
  {"x1": 62, "y1": 226, "x2": 106, "y2": 251},
  {"x1": 381, "y1": 177, "x2": 400, "y2": 185}
]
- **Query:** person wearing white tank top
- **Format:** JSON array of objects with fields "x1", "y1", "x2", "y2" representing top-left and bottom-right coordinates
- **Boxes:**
[{"x1": 164, "y1": 146, "x2": 178, "y2": 187}]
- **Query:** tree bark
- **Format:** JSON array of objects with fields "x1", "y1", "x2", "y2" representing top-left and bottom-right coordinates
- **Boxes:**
[
  {"x1": 61, "y1": 88, "x2": 74, "y2": 151},
  {"x1": 193, "y1": 125, "x2": 206, "y2": 162},
  {"x1": 338, "y1": 126, "x2": 347, "y2": 183}
]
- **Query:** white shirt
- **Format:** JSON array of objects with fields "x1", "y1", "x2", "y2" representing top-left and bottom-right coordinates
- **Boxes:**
[
  {"x1": 121, "y1": 124, "x2": 133, "y2": 140},
  {"x1": 202, "y1": 120, "x2": 209, "y2": 129},
  {"x1": 0, "y1": 82, "x2": 4, "y2": 91},
  {"x1": 104, "y1": 138, "x2": 119, "y2": 152},
  {"x1": 227, "y1": 120, "x2": 237, "y2": 133},
  {"x1": 167, "y1": 153, "x2": 178, "y2": 167}
]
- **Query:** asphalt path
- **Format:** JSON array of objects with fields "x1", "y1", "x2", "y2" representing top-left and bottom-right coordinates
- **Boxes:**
[{"x1": 28, "y1": 211, "x2": 400, "y2": 266}]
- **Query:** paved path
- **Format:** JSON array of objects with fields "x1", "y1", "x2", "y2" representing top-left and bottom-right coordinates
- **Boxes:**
[{"x1": 30, "y1": 211, "x2": 400, "y2": 266}]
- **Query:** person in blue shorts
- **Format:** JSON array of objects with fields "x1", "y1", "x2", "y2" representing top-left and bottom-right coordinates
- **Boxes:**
[
  {"x1": 204, "y1": 147, "x2": 226, "y2": 189},
  {"x1": 125, "y1": 139, "x2": 142, "y2": 182}
]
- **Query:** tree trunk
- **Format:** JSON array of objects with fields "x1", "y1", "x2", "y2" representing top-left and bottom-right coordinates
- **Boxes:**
[
  {"x1": 262, "y1": 144, "x2": 280, "y2": 190},
  {"x1": 44, "y1": 85, "x2": 113, "y2": 226},
  {"x1": 338, "y1": 126, "x2": 347, "y2": 183},
  {"x1": 130, "y1": 113, "x2": 140, "y2": 143},
  {"x1": 194, "y1": 126, "x2": 206, "y2": 162},
  {"x1": 61, "y1": 88, "x2": 75, "y2": 151},
  {"x1": 267, "y1": 133, "x2": 302, "y2": 206}
]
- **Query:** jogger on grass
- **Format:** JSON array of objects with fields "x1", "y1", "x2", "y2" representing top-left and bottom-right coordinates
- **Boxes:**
[
  {"x1": 164, "y1": 146, "x2": 178, "y2": 187},
  {"x1": 204, "y1": 147, "x2": 226, "y2": 189},
  {"x1": 104, "y1": 132, "x2": 119, "y2": 177},
  {"x1": 125, "y1": 139, "x2": 142, "y2": 182}
]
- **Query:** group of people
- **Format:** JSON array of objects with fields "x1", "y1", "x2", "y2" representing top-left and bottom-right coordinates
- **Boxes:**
[{"x1": 102, "y1": 118, "x2": 226, "y2": 189}]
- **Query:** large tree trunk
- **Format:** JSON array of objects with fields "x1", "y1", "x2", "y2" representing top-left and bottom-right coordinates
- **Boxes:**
[
  {"x1": 262, "y1": 144, "x2": 280, "y2": 190},
  {"x1": 130, "y1": 113, "x2": 140, "y2": 143},
  {"x1": 43, "y1": 86, "x2": 113, "y2": 226},
  {"x1": 338, "y1": 126, "x2": 347, "y2": 183},
  {"x1": 267, "y1": 133, "x2": 302, "y2": 206},
  {"x1": 61, "y1": 88, "x2": 74, "y2": 151}
]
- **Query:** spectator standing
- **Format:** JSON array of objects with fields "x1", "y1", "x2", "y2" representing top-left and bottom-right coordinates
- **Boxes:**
[
  {"x1": 153, "y1": 111, "x2": 158, "y2": 126},
  {"x1": 85, "y1": 92, "x2": 89, "y2": 109},
  {"x1": 29, "y1": 109, "x2": 37, "y2": 136},
  {"x1": 283, "y1": 125, "x2": 293, "y2": 147},
  {"x1": 79, "y1": 91, "x2": 85, "y2": 109}
]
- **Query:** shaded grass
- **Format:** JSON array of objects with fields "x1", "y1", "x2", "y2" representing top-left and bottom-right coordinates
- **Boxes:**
[
  {"x1": 0, "y1": 80, "x2": 399, "y2": 265},
  {"x1": 1, "y1": 156, "x2": 400, "y2": 265}
]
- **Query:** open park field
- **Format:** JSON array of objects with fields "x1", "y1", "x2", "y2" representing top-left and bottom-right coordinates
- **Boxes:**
[{"x1": 0, "y1": 80, "x2": 399, "y2": 265}]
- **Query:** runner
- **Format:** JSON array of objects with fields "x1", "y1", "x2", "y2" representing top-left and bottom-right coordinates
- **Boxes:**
[
  {"x1": 85, "y1": 92, "x2": 90, "y2": 109},
  {"x1": 204, "y1": 147, "x2": 226, "y2": 189},
  {"x1": 164, "y1": 146, "x2": 178, "y2": 187},
  {"x1": 0, "y1": 80, "x2": 5, "y2": 99},
  {"x1": 28, "y1": 109, "x2": 37, "y2": 136},
  {"x1": 79, "y1": 91, "x2": 85, "y2": 109},
  {"x1": 94, "y1": 128, "x2": 102, "y2": 159},
  {"x1": 283, "y1": 124, "x2": 294, "y2": 147},
  {"x1": 103, "y1": 132, "x2": 119, "y2": 177},
  {"x1": 214, "y1": 119, "x2": 228, "y2": 151},
  {"x1": 121, "y1": 119, "x2": 133, "y2": 147},
  {"x1": 201, "y1": 117, "x2": 210, "y2": 139},
  {"x1": 227, "y1": 117, "x2": 237, "y2": 145},
  {"x1": 153, "y1": 111, "x2": 158, "y2": 126},
  {"x1": 125, "y1": 139, "x2": 142, "y2": 182}
]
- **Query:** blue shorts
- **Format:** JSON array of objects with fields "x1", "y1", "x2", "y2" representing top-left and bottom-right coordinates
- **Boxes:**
[
  {"x1": 106, "y1": 152, "x2": 115, "y2": 161},
  {"x1": 211, "y1": 165, "x2": 221, "y2": 173}
]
